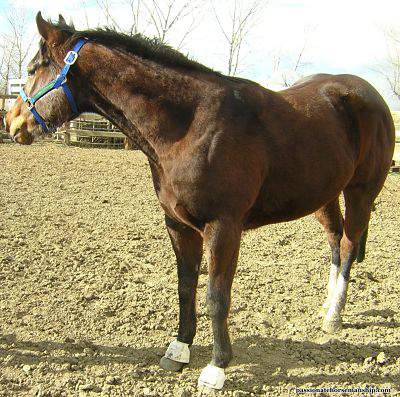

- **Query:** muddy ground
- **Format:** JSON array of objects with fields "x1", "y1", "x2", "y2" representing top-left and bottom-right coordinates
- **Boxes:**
[{"x1": 0, "y1": 142, "x2": 399, "y2": 397}]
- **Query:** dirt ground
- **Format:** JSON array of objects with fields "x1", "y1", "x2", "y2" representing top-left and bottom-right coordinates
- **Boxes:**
[{"x1": 0, "y1": 142, "x2": 399, "y2": 397}]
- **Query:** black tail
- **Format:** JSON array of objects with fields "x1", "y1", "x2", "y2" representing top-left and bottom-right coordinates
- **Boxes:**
[{"x1": 357, "y1": 226, "x2": 369, "y2": 263}]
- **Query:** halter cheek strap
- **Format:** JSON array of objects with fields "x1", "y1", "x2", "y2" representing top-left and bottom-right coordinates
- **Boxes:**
[
  {"x1": 19, "y1": 88, "x2": 48, "y2": 132},
  {"x1": 19, "y1": 38, "x2": 88, "y2": 133}
]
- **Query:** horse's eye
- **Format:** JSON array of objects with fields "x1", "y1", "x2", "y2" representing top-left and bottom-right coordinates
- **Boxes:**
[{"x1": 27, "y1": 64, "x2": 37, "y2": 76}]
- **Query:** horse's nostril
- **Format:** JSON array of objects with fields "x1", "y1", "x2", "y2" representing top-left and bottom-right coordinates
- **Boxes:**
[
  {"x1": 10, "y1": 115, "x2": 25, "y2": 137},
  {"x1": 10, "y1": 125, "x2": 20, "y2": 137}
]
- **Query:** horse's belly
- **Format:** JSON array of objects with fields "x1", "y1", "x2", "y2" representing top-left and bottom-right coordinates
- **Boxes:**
[
  {"x1": 244, "y1": 163, "x2": 353, "y2": 228},
  {"x1": 245, "y1": 197, "x2": 331, "y2": 228}
]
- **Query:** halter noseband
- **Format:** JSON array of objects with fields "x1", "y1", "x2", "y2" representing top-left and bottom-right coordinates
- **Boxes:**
[{"x1": 19, "y1": 38, "x2": 88, "y2": 133}]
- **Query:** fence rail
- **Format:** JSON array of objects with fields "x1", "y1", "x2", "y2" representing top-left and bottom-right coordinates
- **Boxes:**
[{"x1": 56, "y1": 114, "x2": 129, "y2": 148}]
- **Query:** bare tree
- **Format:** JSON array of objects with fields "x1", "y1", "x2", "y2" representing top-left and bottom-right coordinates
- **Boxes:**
[
  {"x1": 94, "y1": 0, "x2": 152, "y2": 37},
  {"x1": 143, "y1": 0, "x2": 202, "y2": 48},
  {"x1": 126, "y1": 0, "x2": 143, "y2": 36},
  {"x1": 376, "y1": 28, "x2": 400, "y2": 102},
  {"x1": 5, "y1": 9, "x2": 35, "y2": 80},
  {"x1": 268, "y1": 26, "x2": 314, "y2": 88},
  {"x1": 270, "y1": 49, "x2": 307, "y2": 88},
  {"x1": 95, "y1": 0, "x2": 123, "y2": 31},
  {"x1": 293, "y1": 38, "x2": 308, "y2": 74},
  {"x1": 212, "y1": 0, "x2": 263, "y2": 76},
  {"x1": 94, "y1": 0, "x2": 202, "y2": 49},
  {"x1": 0, "y1": 38, "x2": 16, "y2": 94},
  {"x1": 0, "y1": 7, "x2": 34, "y2": 94},
  {"x1": 81, "y1": 0, "x2": 91, "y2": 29}
]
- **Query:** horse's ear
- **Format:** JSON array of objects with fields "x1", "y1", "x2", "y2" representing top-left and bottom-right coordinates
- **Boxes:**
[
  {"x1": 58, "y1": 14, "x2": 75, "y2": 30},
  {"x1": 36, "y1": 11, "x2": 66, "y2": 45},
  {"x1": 58, "y1": 14, "x2": 67, "y2": 27}
]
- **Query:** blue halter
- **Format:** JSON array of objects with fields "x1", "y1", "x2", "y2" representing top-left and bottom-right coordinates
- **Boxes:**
[{"x1": 19, "y1": 38, "x2": 88, "y2": 133}]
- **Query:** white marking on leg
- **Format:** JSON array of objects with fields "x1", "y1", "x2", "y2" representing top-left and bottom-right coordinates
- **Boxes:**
[
  {"x1": 323, "y1": 262, "x2": 339, "y2": 309},
  {"x1": 163, "y1": 340, "x2": 190, "y2": 363},
  {"x1": 198, "y1": 364, "x2": 226, "y2": 390},
  {"x1": 325, "y1": 273, "x2": 348, "y2": 323},
  {"x1": 327, "y1": 262, "x2": 339, "y2": 299}
]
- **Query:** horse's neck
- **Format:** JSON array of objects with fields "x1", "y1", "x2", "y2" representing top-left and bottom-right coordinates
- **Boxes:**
[
  {"x1": 88, "y1": 85, "x2": 159, "y2": 162},
  {"x1": 85, "y1": 45, "x2": 204, "y2": 162}
]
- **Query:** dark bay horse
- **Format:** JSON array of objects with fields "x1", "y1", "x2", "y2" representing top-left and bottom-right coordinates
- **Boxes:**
[{"x1": 6, "y1": 13, "x2": 395, "y2": 393}]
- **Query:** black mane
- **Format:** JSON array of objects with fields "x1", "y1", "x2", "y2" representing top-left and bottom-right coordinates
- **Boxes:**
[{"x1": 55, "y1": 22, "x2": 216, "y2": 74}]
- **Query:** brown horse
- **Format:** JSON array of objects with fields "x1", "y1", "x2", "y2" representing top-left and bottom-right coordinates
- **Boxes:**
[{"x1": 6, "y1": 13, "x2": 395, "y2": 393}]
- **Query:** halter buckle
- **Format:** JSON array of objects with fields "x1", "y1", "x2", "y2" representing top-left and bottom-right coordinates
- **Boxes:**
[
  {"x1": 64, "y1": 50, "x2": 78, "y2": 65},
  {"x1": 27, "y1": 100, "x2": 34, "y2": 110}
]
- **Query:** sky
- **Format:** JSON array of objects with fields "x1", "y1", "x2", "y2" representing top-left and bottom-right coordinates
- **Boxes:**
[{"x1": 1, "y1": 0, "x2": 400, "y2": 108}]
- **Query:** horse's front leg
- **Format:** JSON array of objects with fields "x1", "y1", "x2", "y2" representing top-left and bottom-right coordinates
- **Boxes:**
[
  {"x1": 160, "y1": 215, "x2": 203, "y2": 372},
  {"x1": 198, "y1": 218, "x2": 241, "y2": 393}
]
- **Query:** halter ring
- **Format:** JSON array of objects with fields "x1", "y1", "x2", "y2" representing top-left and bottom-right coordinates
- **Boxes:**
[{"x1": 64, "y1": 51, "x2": 78, "y2": 65}]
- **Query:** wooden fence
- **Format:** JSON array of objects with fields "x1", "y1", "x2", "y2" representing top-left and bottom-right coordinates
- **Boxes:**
[
  {"x1": 55, "y1": 114, "x2": 128, "y2": 148},
  {"x1": 0, "y1": 94, "x2": 17, "y2": 111}
]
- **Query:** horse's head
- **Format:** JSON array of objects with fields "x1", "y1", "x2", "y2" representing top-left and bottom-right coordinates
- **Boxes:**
[{"x1": 6, "y1": 12, "x2": 84, "y2": 144}]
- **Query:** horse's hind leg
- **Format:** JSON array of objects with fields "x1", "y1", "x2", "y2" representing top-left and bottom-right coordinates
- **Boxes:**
[
  {"x1": 160, "y1": 215, "x2": 203, "y2": 372},
  {"x1": 315, "y1": 198, "x2": 343, "y2": 317},
  {"x1": 322, "y1": 185, "x2": 374, "y2": 333}
]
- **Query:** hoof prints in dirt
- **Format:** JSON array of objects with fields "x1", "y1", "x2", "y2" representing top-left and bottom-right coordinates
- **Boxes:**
[{"x1": 0, "y1": 143, "x2": 399, "y2": 396}]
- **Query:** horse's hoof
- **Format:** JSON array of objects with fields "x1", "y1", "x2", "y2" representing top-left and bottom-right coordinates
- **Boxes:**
[
  {"x1": 322, "y1": 317, "x2": 342, "y2": 333},
  {"x1": 159, "y1": 356, "x2": 185, "y2": 372},
  {"x1": 197, "y1": 385, "x2": 218, "y2": 396},
  {"x1": 197, "y1": 364, "x2": 225, "y2": 393}
]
